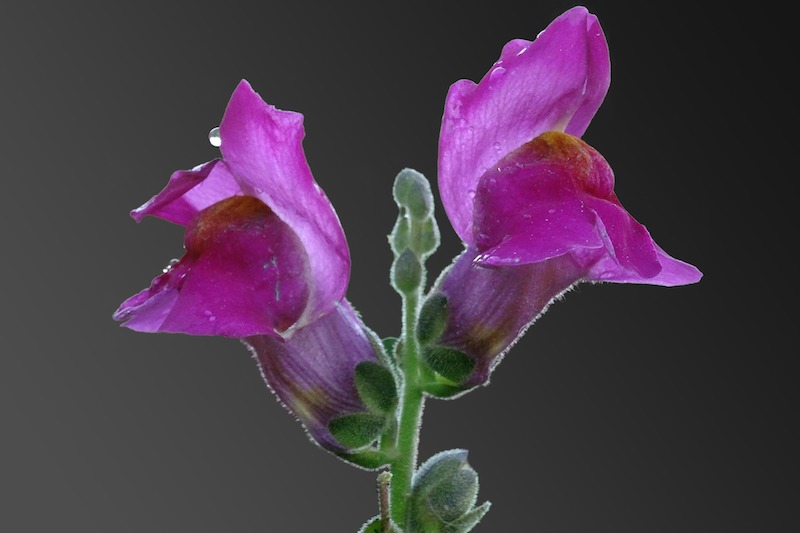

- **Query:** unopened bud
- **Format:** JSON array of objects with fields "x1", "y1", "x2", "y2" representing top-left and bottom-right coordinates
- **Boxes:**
[
  {"x1": 392, "y1": 249, "x2": 422, "y2": 293},
  {"x1": 393, "y1": 168, "x2": 433, "y2": 220},
  {"x1": 407, "y1": 449, "x2": 489, "y2": 532}
]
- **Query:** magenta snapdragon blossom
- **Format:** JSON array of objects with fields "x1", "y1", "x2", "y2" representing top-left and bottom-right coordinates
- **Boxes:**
[
  {"x1": 114, "y1": 81, "x2": 385, "y2": 456},
  {"x1": 426, "y1": 6, "x2": 702, "y2": 390},
  {"x1": 114, "y1": 80, "x2": 349, "y2": 338}
]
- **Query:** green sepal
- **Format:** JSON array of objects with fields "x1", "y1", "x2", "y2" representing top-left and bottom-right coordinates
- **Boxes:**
[
  {"x1": 422, "y1": 381, "x2": 467, "y2": 399},
  {"x1": 337, "y1": 449, "x2": 393, "y2": 470},
  {"x1": 417, "y1": 293, "x2": 449, "y2": 345},
  {"x1": 422, "y1": 346, "x2": 475, "y2": 385},
  {"x1": 355, "y1": 361, "x2": 398, "y2": 415},
  {"x1": 441, "y1": 501, "x2": 492, "y2": 533},
  {"x1": 382, "y1": 337, "x2": 399, "y2": 363},
  {"x1": 329, "y1": 412, "x2": 387, "y2": 449},
  {"x1": 358, "y1": 515, "x2": 401, "y2": 533}
]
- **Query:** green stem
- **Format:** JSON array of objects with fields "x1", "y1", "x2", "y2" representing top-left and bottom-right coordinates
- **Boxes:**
[{"x1": 390, "y1": 290, "x2": 425, "y2": 527}]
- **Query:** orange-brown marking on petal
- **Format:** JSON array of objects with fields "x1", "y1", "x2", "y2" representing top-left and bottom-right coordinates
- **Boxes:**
[
  {"x1": 523, "y1": 131, "x2": 593, "y2": 180},
  {"x1": 512, "y1": 131, "x2": 614, "y2": 198},
  {"x1": 186, "y1": 196, "x2": 274, "y2": 254}
]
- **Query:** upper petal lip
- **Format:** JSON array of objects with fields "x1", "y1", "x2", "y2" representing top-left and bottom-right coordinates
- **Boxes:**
[{"x1": 438, "y1": 6, "x2": 611, "y2": 244}]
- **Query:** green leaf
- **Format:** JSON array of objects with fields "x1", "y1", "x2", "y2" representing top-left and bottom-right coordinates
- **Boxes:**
[
  {"x1": 423, "y1": 346, "x2": 475, "y2": 385},
  {"x1": 355, "y1": 361, "x2": 398, "y2": 415},
  {"x1": 329, "y1": 413, "x2": 386, "y2": 449}
]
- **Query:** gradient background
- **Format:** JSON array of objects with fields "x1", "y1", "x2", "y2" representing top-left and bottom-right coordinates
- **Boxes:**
[{"x1": 1, "y1": 2, "x2": 791, "y2": 532}]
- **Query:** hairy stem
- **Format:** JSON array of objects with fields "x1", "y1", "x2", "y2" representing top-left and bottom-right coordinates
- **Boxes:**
[{"x1": 390, "y1": 290, "x2": 425, "y2": 527}]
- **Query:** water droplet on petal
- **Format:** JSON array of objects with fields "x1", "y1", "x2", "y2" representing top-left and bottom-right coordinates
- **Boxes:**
[
  {"x1": 208, "y1": 127, "x2": 221, "y2": 147},
  {"x1": 516, "y1": 46, "x2": 529, "y2": 56},
  {"x1": 162, "y1": 258, "x2": 180, "y2": 273},
  {"x1": 548, "y1": 208, "x2": 556, "y2": 214},
  {"x1": 490, "y1": 66, "x2": 506, "y2": 81},
  {"x1": 493, "y1": 142, "x2": 502, "y2": 153},
  {"x1": 468, "y1": 190, "x2": 477, "y2": 199}
]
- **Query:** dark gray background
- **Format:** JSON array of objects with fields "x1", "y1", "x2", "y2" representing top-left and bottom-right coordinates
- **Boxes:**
[{"x1": 1, "y1": 2, "x2": 792, "y2": 532}]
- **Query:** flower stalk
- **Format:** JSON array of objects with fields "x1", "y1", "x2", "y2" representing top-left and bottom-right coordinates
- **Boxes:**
[{"x1": 387, "y1": 169, "x2": 439, "y2": 528}]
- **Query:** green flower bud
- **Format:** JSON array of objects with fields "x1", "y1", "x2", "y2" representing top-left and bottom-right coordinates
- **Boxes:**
[
  {"x1": 393, "y1": 168, "x2": 434, "y2": 220},
  {"x1": 407, "y1": 449, "x2": 489, "y2": 533},
  {"x1": 392, "y1": 249, "x2": 422, "y2": 293}
]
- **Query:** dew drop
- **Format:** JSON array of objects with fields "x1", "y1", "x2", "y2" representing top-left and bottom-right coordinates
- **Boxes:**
[
  {"x1": 162, "y1": 258, "x2": 180, "y2": 273},
  {"x1": 516, "y1": 46, "x2": 529, "y2": 56},
  {"x1": 490, "y1": 66, "x2": 506, "y2": 81},
  {"x1": 548, "y1": 208, "x2": 556, "y2": 214},
  {"x1": 208, "y1": 127, "x2": 221, "y2": 147}
]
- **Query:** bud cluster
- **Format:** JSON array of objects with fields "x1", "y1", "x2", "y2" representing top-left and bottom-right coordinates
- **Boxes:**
[{"x1": 390, "y1": 169, "x2": 440, "y2": 294}]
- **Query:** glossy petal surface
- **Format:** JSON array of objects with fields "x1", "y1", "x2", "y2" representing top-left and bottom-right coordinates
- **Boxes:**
[
  {"x1": 220, "y1": 81, "x2": 350, "y2": 330},
  {"x1": 115, "y1": 196, "x2": 310, "y2": 336},
  {"x1": 439, "y1": 6, "x2": 610, "y2": 242},
  {"x1": 472, "y1": 132, "x2": 701, "y2": 285},
  {"x1": 131, "y1": 160, "x2": 241, "y2": 226}
]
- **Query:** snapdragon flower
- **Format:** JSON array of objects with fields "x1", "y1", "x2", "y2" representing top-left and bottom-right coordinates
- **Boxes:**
[
  {"x1": 114, "y1": 81, "x2": 390, "y2": 457},
  {"x1": 424, "y1": 6, "x2": 702, "y2": 391}
]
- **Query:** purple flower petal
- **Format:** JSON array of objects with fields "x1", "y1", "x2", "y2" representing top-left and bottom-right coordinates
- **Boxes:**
[
  {"x1": 472, "y1": 140, "x2": 605, "y2": 266},
  {"x1": 114, "y1": 196, "x2": 311, "y2": 337},
  {"x1": 131, "y1": 160, "x2": 241, "y2": 226},
  {"x1": 243, "y1": 301, "x2": 381, "y2": 454},
  {"x1": 116, "y1": 80, "x2": 351, "y2": 338},
  {"x1": 585, "y1": 243, "x2": 702, "y2": 286},
  {"x1": 471, "y1": 131, "x2": 696, "y2": 284},
  {"x1": 582, "y1": 197, "x2": 661, "y2": 279},
  {"x1": 439, "y1": 6, "x2": 610, "y2": 243},
  {"x1": 432, "y1": 248, "x2": 583, "y2": 389},
  {"x1": 219, "y1": 80, "x2": 350, "y2": 332}
]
